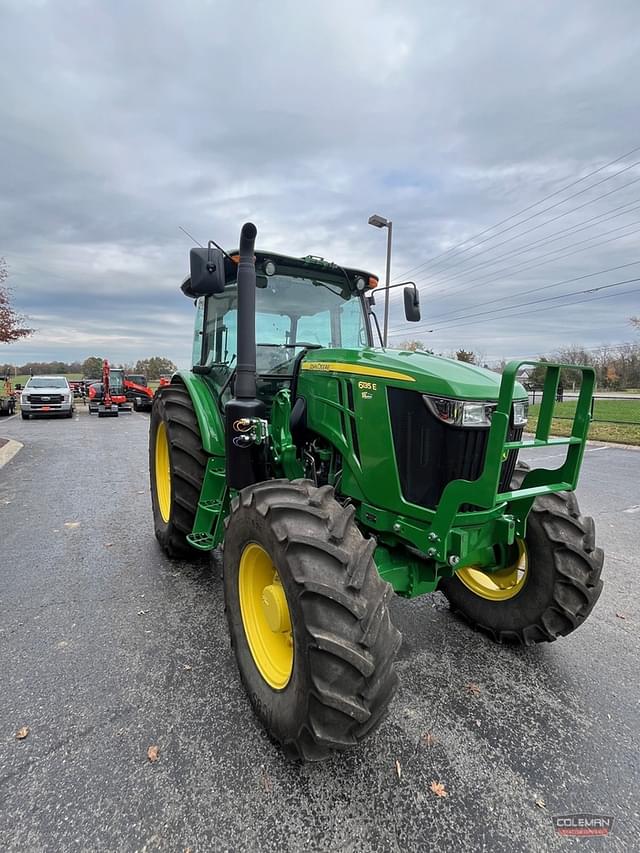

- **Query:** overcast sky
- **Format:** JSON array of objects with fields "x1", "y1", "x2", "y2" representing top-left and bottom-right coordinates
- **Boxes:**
[{"x1": 1, "y1": 0, "x2": 639, "y2": 368}]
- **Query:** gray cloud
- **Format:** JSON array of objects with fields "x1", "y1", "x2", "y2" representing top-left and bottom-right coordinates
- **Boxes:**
[{"x1": 1, "y1": 0, "x2": 639, "y2": 366}]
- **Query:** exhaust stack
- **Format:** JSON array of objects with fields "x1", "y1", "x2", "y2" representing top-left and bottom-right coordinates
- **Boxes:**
[
  {"x1": 235, "y1": 222, "x2": 258, "y2": 400},
  {"x1": 225, "y1": 222, "x2": 265, "y2": 490}
]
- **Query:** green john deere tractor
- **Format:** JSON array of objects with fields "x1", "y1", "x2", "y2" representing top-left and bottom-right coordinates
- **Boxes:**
[{"x1": 149, "y1": 222, "x2": 603, "y2": 760}]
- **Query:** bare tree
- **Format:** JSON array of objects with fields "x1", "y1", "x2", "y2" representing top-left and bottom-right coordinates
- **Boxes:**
[
  {"x1": 0, "y1": 258, "x2": 33, "y2": 344},
  {"x1": 396, "y1": 340, "x2": 433, "y2": 353}
]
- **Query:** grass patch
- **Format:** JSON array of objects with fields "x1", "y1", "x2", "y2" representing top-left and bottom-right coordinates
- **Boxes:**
[
  {"x1": 529, "y1": 398, "x2": 640, "y2": 445},
  {"x1": 9, "y1": 373, "x2": 83, "y2": 388}
]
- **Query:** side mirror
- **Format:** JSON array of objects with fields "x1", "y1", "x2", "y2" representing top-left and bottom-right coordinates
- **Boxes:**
[
  {"x1": 183, "y1": 246, "x2": 226, "y2": 297},
  {"x1": 404, "y1": 285, "x2": 421, "y2": 322}
]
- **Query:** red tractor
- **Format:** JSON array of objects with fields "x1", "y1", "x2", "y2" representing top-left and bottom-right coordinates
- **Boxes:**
[{"x1": 88, "y1": 360, "x2": 133, "y2": 417}]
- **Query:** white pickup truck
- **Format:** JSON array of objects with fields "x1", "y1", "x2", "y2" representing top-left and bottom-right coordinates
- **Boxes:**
[{"x1": 20, "y1": 376, "x2": 75, "y2": 419}]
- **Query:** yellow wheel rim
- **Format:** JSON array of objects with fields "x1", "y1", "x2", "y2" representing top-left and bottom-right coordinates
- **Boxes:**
[
  {"x1": 155, "y1": 421, "x2": 171, "y2": 524},
  {"x1": 238, "y1": 543, "x2": 294, "y2": 690},
  {"x1": 457, "y1": 539, "x2": 528, "y2": 601}
]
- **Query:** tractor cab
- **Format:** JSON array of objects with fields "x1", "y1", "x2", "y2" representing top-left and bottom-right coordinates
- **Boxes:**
[{"x1": 189, "y1": 252, "x2": 375, "y2": 410}]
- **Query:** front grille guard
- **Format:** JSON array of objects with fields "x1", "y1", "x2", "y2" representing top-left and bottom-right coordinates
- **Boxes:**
[{"x1": 428, "y1": 360, "x2": 595, "y2": 562}]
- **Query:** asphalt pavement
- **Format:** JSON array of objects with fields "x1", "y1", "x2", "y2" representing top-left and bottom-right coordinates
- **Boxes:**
[{"x1": 0, "y1": 407, "x2": 638, "y2": 852}]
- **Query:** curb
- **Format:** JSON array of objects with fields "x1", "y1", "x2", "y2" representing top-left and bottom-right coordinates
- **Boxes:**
[
  {"x1": 0, "y1": 439, "x2": 23, "y2": 469},
  {"x1": 524, "y1": 433, "x2": 640, "y2": 452},
  {"x1": 584, "y1": 438, "x2": 640, "y2": 452}
]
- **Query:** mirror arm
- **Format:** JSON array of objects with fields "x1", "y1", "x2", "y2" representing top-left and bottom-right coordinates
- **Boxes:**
[{"x1": 375, "y1": 280, "x2": 417, "y2": 295}]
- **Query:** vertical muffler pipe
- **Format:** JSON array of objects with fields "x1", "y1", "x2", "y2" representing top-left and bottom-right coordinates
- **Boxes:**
[
  {"x1": 235, "y1": 222, "x2": 258, "y2": 400},
  {"x1": 226, "y1": 221, "x2": 265, "y2": 490}
]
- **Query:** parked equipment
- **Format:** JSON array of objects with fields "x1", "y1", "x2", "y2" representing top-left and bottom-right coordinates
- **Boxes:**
[
  {"x1": 124, "y1": 374, "x2": 154, "y2": 412},
  {"x1": 0, "y1": 376, "x2": 16, "y2": 416},
  {"x1": 88, "y1": 361, "x2": 133, "y2": 417},
  {"x1": 149, "y1": 222, "x2": 603, "y2": 761}
]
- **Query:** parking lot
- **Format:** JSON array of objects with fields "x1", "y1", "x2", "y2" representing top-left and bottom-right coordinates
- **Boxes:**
[{"x1": 0, "y1": 408, "x2": 638, "y2": 852}]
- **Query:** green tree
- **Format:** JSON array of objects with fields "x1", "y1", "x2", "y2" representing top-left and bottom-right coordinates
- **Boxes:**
[
  {"x1": 82, "y1": 356, "x2": 104, "y2": 378},
  {"x1": 0, "y1": 258, "x2": 33, "y2": 344},
  {"x1": 528, "y1": 357, "x2": 549, "y2": 387},
  {"x1": 134, "y1": 356, "x2": 177, "y2": 380}
]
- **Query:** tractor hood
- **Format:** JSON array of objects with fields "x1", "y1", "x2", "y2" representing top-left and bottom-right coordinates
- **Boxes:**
[{"x1": 300, "y1": 347, "x2": 527, "y2": 401}]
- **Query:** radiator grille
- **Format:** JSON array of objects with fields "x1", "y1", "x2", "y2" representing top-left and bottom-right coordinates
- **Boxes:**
[{"x1": 387, "y1": 388, "x2": 522, "y2": 511}]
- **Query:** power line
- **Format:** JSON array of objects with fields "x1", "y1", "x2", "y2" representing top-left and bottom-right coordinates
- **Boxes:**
[
  {"x1": 427, "y1": 260, "x2": 640, "y2": 325},
  {"x1": 428, "y1": 277, "x2": 640, "y2": 332},
  {"x1": 411, "y1": 220, "x2": 640, "y2": 303},
  {"x1": 426, "y1": 286, "x2": 639, "y2": 333},
  {"x1": 390, "y1": 286, "x2": 639, "y2": 339},
  {"x1": 412, "y1": 190, "x2": 640, "y2": 288},
  {"x1": 392, "y1": 144, "x2": 640, "y2": 282},
  {"x1": 389, "y1": 277, "x2": 639, "y2": 337}
]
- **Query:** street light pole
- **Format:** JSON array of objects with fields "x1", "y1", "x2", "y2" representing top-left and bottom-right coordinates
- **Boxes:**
[
  {"x1": 383, "y1": 220, "x2": 392, "y2": 347},
  {"x1": 367, "y1": 214, "x2": 393, "y2": 347}
]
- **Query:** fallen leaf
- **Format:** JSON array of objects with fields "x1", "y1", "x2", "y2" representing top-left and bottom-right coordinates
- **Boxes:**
[
  {"x1": 183, "y1": 664, "x2": 192, "y2": 671},
  {"x1": 16, "y1": 726, "x2": 30, "y2": 740},
  {"x1": 147, "y1": 745, "x2": 160, "y2": 763},
  {"x1": 422, "y1": 732, "x2": 435, "y2": 748},
  {"x1": 535, "y1": 798, "x2": 546, "y2": 810},
  {"x1": 430, "y1": 780, "x2": 447, "y2": 798},
  {"x1": 615, "y1": 612, "x2": 626, "y2": 619},
  {"x1": 395, "y1": 759, "x2": 402, "y2": 780},
  {"x1": 261, "y1": 767, "x2": 272, "y2": 792},
  {"x1": 137, "y1": 610, "x2": 149, "y2": 616},
  {"x1": 64, "y1": 522, "x2": 80, "y2": 529},
  {"x1": 105, "y1": 543, "x2": 113, "y2": 548},
  {"x1": 465, "y1": 682, "x2": 481, "y2": 696}
]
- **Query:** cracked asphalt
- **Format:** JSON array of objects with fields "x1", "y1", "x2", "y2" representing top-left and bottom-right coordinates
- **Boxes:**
[{"x1": 0, "y1": 408, "x2": 638, "y2": 852}]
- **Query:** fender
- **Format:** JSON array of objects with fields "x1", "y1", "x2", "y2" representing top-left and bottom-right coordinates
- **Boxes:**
[{"x1": 173, "y1": 370, "x2": 226, "y2": 457}]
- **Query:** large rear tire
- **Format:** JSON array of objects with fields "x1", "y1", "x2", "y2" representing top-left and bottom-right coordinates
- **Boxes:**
[
  {"x1": 149, "y1": 383, "x2": 207, "y2": 559},
  {"x1": 439, "y1": 464, "x2": 604, "y2": 644},
  {"x1": 223, "y1": 479, "x2": 401, "y2": 761}
]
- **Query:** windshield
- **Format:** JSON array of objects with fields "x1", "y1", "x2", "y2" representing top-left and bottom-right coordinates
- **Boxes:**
[
  {"x1": 26, "y1": 377, "x2": 68, "y2": 389},
  {"x1": 200, "y1": 273, "x2": 369, "y2": 377}
]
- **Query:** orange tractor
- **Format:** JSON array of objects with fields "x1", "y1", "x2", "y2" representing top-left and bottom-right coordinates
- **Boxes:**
[{"x1": 124, "y1": 374, "x2": 155, "y2": 412}]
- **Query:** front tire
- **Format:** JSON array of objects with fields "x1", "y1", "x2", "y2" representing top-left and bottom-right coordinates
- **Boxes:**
[
  {"x1": 21, "y1": 411, "x2": 29, "y2": 420},
  {"x1": 439, "y1": 464, "x2": 604, "y2": 644},
  {"x1": 223, "y1": 479, "x2": 401, "y2": 761},
  {"x1": 149, "y1": 383, "x2": 207, "y2": 559}
]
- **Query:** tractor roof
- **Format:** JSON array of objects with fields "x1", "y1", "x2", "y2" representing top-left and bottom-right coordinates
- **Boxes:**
[{"x1": 181, "y1": 250, "x2": 378, "y2": 299}]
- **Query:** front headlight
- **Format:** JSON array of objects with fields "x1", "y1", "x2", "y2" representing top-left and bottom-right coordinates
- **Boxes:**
[
  {"x1": 21, "y1": 394, "x2": 28, "y2": 403},
  {"x1": 461, "y1": 401, "x2": 493, "y2": 427},
  {"x1": 423, "y1": 395, "x2": 494, "y2": 428},
  {"x1": 513, "y1": 400, "x2": 529, "y2": 427}
]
